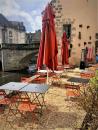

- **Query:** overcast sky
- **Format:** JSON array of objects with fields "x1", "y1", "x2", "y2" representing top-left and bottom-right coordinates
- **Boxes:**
[{"x1": 0, "y1": 0, "x2": 51, "y2": 32}]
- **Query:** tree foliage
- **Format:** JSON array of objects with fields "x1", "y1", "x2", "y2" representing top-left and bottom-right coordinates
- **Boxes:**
[{"x1": 79, "y1": 70, "x2": 98, "y2": 130}]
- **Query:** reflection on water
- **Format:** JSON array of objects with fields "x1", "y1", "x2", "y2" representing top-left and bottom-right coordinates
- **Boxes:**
[{"x1": 0, "y1": 71, "x2": 34, "y2": 85}]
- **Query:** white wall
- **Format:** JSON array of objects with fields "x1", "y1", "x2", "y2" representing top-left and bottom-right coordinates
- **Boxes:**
[
  {"x1": 6, "y1": 28, "x2": 25, "y2": 44},
  {"x1": 18, "y1": 32, "x2": 26, "y2": 44}
]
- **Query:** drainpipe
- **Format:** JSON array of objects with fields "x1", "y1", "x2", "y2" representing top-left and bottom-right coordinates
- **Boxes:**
[{"x1": 1, "y1": 43, "x2": 4, "y2": 71}]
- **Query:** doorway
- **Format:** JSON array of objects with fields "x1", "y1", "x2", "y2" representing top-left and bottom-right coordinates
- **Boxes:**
[
  {"x1": 0, "y1": 61, "x2": 2, "y2": 71},
  {"x1": 63, "y1": 24, "x2": 71, "y2": 57},
  {"x1": 95, "y1": 41, "x2": 98, "y2": 55}
]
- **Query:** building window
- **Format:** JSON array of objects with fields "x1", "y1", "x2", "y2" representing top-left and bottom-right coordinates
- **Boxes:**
[
  {"x1": 9, "y1": 38, "x2": 12, "y2": 43},
  {"x1": 2, "y1": 29, "x2": 6, "y2": 43},
  {"x1": 63, "y1": 24, "x2": 71, "y2": 57},
  {"x1": 63, "y1": 24, "x2": 71, "y2": 40},
  {"x1": 9, "y1": 31, "x2": 12, "y2": 37}
]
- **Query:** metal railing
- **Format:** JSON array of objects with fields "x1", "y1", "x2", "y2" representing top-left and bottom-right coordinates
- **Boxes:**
[{"x1": 0, "y1": 42, "x2": 40, "y2": 50}]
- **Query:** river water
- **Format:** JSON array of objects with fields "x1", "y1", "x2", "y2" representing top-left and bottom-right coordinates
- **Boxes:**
[{"x1": 0, "y1": 71, "x2": 34, "y2": 86}]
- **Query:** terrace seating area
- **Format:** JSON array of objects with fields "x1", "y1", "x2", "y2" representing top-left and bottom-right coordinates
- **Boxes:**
[{"x1": 0, "y1": 64, "x2": 98, "y2": 130}]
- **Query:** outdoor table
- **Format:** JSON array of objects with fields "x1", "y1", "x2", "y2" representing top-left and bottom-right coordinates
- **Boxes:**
[
  {"x1": 0, "y1": 82, "x2": 29, "y2": 98},
  {"x1": 0, "y1": 82, "x2": 28, "y2": 91},
  {"x1": 0, "y1": 82, "x2": 49, "y2": 109},
  {"x1": 66, "y1": 77, "x2": 89, "y2": 98},
  {"x1": 19, "y1": 83, "x2": 49, "y2": 115},
  {"x1": 67, "y1": 77, "x2": 89, "y2": 84},
  {"x1": 67, "y1": 77, "x2": 89, "y2": 91},
  {"x1": 20, "y1": 83, "x2": 48, "y2": 93},
  {"x1": 0, "y1": 82, "x2": 29, "y2": 106},
  {"x1": 80, "y1": 70, "x2": 95, "y2": 78},
  {"x1": 0, "y1": 82, "x2": 30, "y2": 128},
  {"x1": 0, "y1": 82, "x2": 49, "y2": 108},
  {"x1": 0, "y1": 82, "x2": 49, "y2": 128}
]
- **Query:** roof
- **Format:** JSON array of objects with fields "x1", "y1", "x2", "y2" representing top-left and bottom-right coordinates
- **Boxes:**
[
  {"x1": 0, "y1": 13, "x2": 11, "y2": 27},
  {"x1": 0, "y1": 13, "x2": 26, "y2": 32},
  {"x1": 10, "y1": 21, "x2": 26, "y2": 32}
]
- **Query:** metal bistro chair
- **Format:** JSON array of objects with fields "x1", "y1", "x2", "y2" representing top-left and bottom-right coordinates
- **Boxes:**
[
  {"x1": 0, "y1": 90, "x2": 15, "y2": 130},
  {"x1": 31, "y1": 77, "x2": 46, "y2": 84},
  {"x1": 65, "y1": 84, "x2": 80, "y2": 99},
  {"x1": 4, "y1": 91, "x2": 38, "y2": 129},
  {"x1": 0, "y1": 90, "x2": 11, "y2": 113}
]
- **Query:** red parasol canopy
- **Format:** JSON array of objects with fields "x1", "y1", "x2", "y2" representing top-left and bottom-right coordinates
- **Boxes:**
[
  {"x1": 61, "y1": 32, "x2": 69, "y2": 65},
  {"x1": 37, "y1": 3, "x2": 58, "y2": 70}
]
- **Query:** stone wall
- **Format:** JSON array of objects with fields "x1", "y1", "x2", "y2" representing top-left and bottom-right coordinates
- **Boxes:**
[
  {"x1": 0, "y1": 42, "x2": 40, "y2": 71},
  {"x1": 51, "y1": 0, "x2": 63, "y2": 64},
  {"x1": 2, "y1": 49, "x2": 37, "y2": 71},
  {"x1": 0, "y1": 27, "x2": 26, "y2": 44},
  {"x1": 0, "y1": 27, "x2": 2, "y2": 44},
  {"x1": 51, "y1": 0, "x2": 97, "y2": 65}
]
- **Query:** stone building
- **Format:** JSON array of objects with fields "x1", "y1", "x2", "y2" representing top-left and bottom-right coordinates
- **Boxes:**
[
  {"x1": 0, "y1": 14, "x2": 26, "y2": 44},
  {"x1": 26, "y1": 30, "x2": 41, "y2": 44},
  {"x1": 50, "y1": 0, "x2": 98, "y2": 65}
]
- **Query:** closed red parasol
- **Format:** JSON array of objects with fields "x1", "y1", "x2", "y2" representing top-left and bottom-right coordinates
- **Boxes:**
[
  {"x1": 37, "y1": 3, "x2": 58, "y2": 71},
  {"x1": 61, "y1": 32, "x2": 69, "y2": 65}
]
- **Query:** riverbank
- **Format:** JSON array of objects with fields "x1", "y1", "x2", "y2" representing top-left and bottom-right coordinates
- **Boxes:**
[{"x1": 0, "y1": 69, "x2": 35, "y2": 85}]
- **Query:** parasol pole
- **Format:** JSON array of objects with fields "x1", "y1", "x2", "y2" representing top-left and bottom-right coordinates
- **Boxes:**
[{"x1": 46, "y1": 67, "x2": 49, "y2": 84}]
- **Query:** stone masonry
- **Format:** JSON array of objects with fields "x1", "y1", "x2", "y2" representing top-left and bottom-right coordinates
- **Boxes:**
[{"x1": 0, "y1": 42, "x2": 40, "y2": 71}]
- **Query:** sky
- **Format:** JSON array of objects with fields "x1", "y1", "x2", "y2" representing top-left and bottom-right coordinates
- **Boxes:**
[{"x1": 0, "y1": 0, "x2": 51, "y2": 32}]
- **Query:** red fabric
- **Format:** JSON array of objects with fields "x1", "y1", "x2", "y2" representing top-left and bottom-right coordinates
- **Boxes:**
[
  {"x1": 61, "y1": 32, "x2": 69, "y2": 65},
  {"x1": 87, "y1": 47, "x2": 93, "y2": 61},
  {"x1": 18, "y1": 103, "x2": 37, "y2": 112},
  {"x1": 31, "y1": 77, "x2": 46, "y2": 84},
  {"x1": 37, "y1": 4, "x2": 58, "y2": 70},
  {"x1": 0, "y1": 98, "x2": 10, "y2": 104}
]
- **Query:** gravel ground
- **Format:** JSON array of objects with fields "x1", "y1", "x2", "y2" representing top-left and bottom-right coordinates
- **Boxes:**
[{"x1": 0, "y1": 85, "x2": 85, "y2": 130}]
